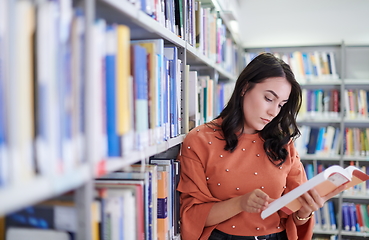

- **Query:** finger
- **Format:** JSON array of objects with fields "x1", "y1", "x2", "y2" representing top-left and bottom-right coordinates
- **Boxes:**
[
  {"x1": 254, "y1": 189, "x2": 270, "y2": 201},
  {"x1": 308, "y1": 189, "x2": 324, "y2": 208},
  {"x1": 298, "y1": 193, "x2": 315, "y2": 210}
]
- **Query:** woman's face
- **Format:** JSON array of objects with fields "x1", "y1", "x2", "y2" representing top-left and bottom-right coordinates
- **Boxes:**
[{"x1": 242, "y1": 77, "x2": 291, "y2": 134}]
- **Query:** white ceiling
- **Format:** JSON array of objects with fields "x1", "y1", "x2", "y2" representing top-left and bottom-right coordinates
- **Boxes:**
[{"x1": 233, "y1": 0, "x2": 369, "y2": 48}]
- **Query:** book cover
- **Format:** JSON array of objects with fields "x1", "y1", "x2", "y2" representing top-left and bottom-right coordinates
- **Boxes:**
[
  {"x1": 321, "y1": 201, "x2": 331, "y2": 230},
  {"x1": 342, "y1": 202, "x2": 351, "y2": 231},
  {"x1": 355, "y1": 203, "x2": 364, "y2": 231},
  {"x1": 105, "y1": 25, "x2": 120, "y2": 157},
  {"x1": 116, "y1": 25, "x2": 131, "y2": 135},
  {"x1": 348, "y1": 202, "x2": 358, "y2": 231},
  {"x1": 360, "y1": 204, "x2": 369, "y2": 231},
  {"x1": 131, "y1": 44, "x2": 149, "y2": 149},
  {"x1": 164, "y1": 46, "x2": 178, "y2": 138},
  {"x1": 327, "y1": 200, "x2": 336, "y2": 230},
  {"x1": 261, "y1": 165, "x2": 369, "y2": 219},
  {"x1": 157, "y1": 170, "x2": 169, "y2": 240},
  {"x1": 188, "y1": 70, "x2": 199, "y2": 130},
  {"x1": 12, "y1": 0, "x2": 36, "y2": 183}
]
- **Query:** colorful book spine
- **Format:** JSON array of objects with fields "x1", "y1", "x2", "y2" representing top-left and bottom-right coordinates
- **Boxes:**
[{"x1": 105, "y1": 25, "x2": 120, "y2": 157}]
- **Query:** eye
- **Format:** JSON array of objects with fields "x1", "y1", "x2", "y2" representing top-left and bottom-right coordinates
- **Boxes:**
[
  {"x1": 265, "y1": 96, "x2": 272, "y2": 102},
  {"x1": 279, "y1": 102, "x2": 287, "y2": 108}
]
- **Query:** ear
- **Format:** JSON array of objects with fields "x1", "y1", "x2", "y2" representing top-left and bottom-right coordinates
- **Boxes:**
[{"x1": 241, "y1": 84, "x2": 248, "y2": 97}]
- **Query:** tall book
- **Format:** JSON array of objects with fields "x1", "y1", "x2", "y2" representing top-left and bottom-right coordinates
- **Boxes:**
[
  {"x1": 188, "y1": 70, "x2": 199, "y2": 130},
  {"x1": 105, "y1": 25, "x2": 120, "y2": 157},
  {"x1": 164, "y1": 46, "x2": 179, "y2": 138},
  {"x1": 0, "y1": 0, "x2": 8, "y2": 187},
  {"x1": 131, "y1": 44, "x2": 149, "y2": 149},
  {"x1": 156, "y1": 170, "x2": 169, "y2": 240},
  {"x1": 70, "y1": 9, "x2": 85, "y2": 167},
  {"x1": 10, "y1": 0, "x2": 36, "y2": 183},
  {"x1": 116, "y1": 25, "x2": 133, "y2": 155}
]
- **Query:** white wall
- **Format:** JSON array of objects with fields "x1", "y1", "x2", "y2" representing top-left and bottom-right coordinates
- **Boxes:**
[{"x1": 236, "y1": 0, "x2": 369, "y2": 48}]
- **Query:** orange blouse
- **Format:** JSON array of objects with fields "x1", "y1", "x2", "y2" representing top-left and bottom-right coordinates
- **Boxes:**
[{"x1": 177, "y1": 119, "x2": 314, "y2": 240}]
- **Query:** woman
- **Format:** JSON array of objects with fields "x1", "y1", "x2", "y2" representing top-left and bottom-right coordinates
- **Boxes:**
[{"x1": 177, "y1": 53, "x2": 344, "y2": 240}]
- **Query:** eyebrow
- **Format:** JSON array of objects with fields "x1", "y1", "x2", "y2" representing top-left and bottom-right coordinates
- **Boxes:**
[{"x1": 266, "y1": 90, "x2": 288, "y2": 102}]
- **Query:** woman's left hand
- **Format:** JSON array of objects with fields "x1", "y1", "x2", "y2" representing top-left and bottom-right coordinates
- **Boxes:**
[{"x1": 294, "y1": 184, "x2": 347, "y2": 225}]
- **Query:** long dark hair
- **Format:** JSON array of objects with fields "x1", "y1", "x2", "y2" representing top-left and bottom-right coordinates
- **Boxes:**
[{"x1": 211, "y1": 52, "x2": 302, "y2": 166}]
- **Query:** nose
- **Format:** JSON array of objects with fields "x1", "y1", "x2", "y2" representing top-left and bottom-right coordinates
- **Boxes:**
[{"x1": 268, "y1": 104, "x2": 279, "y2": 117}]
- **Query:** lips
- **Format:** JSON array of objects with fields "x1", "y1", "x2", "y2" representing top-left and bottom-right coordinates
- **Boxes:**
[{"x1": 261, "y1": 118, "x2": 270, "y2": 124}]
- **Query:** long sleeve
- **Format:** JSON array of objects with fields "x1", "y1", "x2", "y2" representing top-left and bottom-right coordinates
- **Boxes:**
[{"x1": 177, "y1": 129, "x2": 221, "y2": 240}]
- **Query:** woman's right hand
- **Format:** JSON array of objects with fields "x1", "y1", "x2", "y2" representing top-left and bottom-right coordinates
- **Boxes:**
[{"x1": 240, "y1": 189, "x2": 273, "y2": 213}]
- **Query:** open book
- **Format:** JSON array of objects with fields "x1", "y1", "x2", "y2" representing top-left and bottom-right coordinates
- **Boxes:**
[{"x1": 261, "y1": 165, "x2": 369, "y2": 219}]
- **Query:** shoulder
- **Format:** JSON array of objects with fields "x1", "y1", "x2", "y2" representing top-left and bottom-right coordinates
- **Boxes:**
[
  {"x1": 184, "y1": 119, "x2": 223, "y2": 143},
  {"x1": 183, "y1": 126, "x2": 216, "y2": 150},
  {"x1": 181, "y1": 120, "x2": 224, "y2": 155}
]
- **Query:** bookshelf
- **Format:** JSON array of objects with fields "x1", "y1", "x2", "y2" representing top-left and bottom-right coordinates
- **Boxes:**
[
  {"x1": 244, "y1": 43, "x2": 369, "y2": 240},
  {"x1": 0, "y1": 0, "x2": 240, "y2": 239}
]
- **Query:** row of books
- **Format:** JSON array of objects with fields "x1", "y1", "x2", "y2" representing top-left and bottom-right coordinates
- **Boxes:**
[
  {"x1": 296, "y1": 125, "x2": 369, "y2": 158},
  {"x1": 314, "y1": 200, "x2": 369, "y2": 232},
  {"x1": 0, "y1": 0, "x2": 86, "y2": 187},
  {"x1": 193, "y1": 1, "x2": 239, "y2": 75},
  {"x1": 344, "y1": 89, "x2": 369, "y2": 120},
  {"x1": 298, "y1": 88, "x2": 340, "y2": 121},
  {"x1": 187, "y1": 70, "x2": 234, "y2": 130},
  {"x1": 296, "y1": 125, "x2": 341, "y2": 157},
  {"x1": 126, "y1": 0, "x2": 240, "y2": 77},
  {"x1": 0, "y1": 0, "x2": 7, "y2": 187},
  {"x1": 95, "y1": 160, "x2": 180, "y2": 240},
  {"x1": 343, "y1": 127, "x2": 369, "y2": 157},
  {"x1": 342, "y1": 202, "x2": 369, "y2": 233},
  {"x1": 298, "y1": 87, "x2": 369, "y2": 121},
  {"x1": 314, "y1": 201, "x2": 369, "y2": 234},
  {"x1": 0, "y1": 0, "x2": 240, "y2": 189},
  {"x1": 123, "y1": 0, "x2": 181, "y2": 38},
  {"x1": 2, "y1": 160, "x2": 180, "y2": 240},
  {"x1": 244, "y1": 50, "x2": 339, "y2": 83}
]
